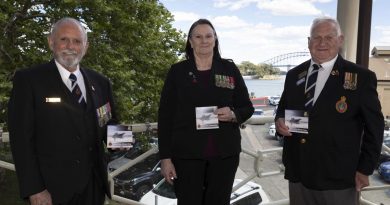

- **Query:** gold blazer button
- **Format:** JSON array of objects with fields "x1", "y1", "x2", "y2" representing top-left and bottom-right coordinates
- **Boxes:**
[{"x1": 300, "y1": 138, "x2": 306, "y2": 144}]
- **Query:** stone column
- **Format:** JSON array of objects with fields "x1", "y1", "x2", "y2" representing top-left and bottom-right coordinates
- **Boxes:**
[{"x1": 337, "y1": 0, "x2": 360, "y2": 63}]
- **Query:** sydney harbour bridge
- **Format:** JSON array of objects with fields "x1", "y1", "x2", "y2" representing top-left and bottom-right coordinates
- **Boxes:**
[{"x1": 261, "y1": 51, "x2": 310, "y2": 71}]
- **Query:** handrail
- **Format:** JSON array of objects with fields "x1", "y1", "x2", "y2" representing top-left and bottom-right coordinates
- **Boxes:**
[
  {"x1": 1, "y1": 120, "x2": 390, "y2": 205},
  {"x1": 108, "y1": 146, "x2": 159, "y2": 205},
  {"x1": 0, "y1": 131, "x2": 9, "y2": 142},
  {"x1": 0, "y1": 160, "x2": 15, "y2": 171}
]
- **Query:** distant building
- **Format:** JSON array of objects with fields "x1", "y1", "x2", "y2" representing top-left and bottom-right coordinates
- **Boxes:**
[{"x1": 369, "y1": 46, "x2": 390, "y2": 119}]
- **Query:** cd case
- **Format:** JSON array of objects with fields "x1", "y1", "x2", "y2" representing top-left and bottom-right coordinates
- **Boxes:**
[
  {"x1": 196, "y1": 106, "x2": 219, "y2": 130},
  {"x1": 107, "y1": 124, "x2": 134, "y2": 148},
  {"x1": 285, "y1": 109, "x2": 308, "y2": 134}
]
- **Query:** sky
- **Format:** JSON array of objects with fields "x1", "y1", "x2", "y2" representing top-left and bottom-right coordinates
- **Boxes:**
[{"x1": 159, "y1": 0, "x2": 390, "y2": 66}]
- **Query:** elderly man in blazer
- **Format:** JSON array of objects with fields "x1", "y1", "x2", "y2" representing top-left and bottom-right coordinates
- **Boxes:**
[
  {"x1": 275, "y1": 17, "x2": 384, "y2": 205},
  {"x1": 8, "y1": 17, "x2": 116, "y2": 205}
]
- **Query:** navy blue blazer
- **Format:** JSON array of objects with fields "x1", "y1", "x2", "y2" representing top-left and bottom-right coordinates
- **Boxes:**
[{"x1": 276, "y1": 56, "x2": 384, "y2": 190}]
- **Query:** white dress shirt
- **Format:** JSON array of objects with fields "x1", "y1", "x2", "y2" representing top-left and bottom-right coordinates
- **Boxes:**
[
  {"x1": 55, "y1": 60, "x2": 87, "y2": 102},
  {"x1": 307, "y1": 55, "x2": 338, "y2": 104}
]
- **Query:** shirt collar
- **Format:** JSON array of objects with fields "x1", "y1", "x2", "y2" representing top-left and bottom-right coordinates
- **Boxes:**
[
  {"x1": 55, "y1": 60, "x2": 82, "y2": 82},
  {"x1": 310, "y1": 54, "x2": 338, "y2": 72}
]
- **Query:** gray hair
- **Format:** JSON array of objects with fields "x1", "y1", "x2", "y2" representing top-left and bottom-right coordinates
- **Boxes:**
[
  {"x1": 50, "y1": 17, "x2": 88, "y2": 43},
  {"x1": 310, "y1": 16, "x2": 342, "y2": 37}
]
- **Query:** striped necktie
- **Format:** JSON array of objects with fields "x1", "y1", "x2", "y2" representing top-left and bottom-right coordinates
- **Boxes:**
[
  {"x1": 304, "y1": 64, "x2": 320, "y2": 110},
  {"x1": 69, "y1": 73, "x2": 86, "y2": 108}
]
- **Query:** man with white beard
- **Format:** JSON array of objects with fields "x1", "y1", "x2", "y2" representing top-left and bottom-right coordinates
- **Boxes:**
[{"x1": 8, "y1": 17, "x2": 117, "y2": 205}]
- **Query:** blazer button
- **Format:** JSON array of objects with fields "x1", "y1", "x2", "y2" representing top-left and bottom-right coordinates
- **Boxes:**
[
  {"x1": 300, "y1": 138, "x2": 306, "y2": 144},
  {"x1": 75, "y1": 159, "x2": 80, "y2": 164},
  {"x1": 89, "y1": 147, "x2": 93, "y2": 151},
  {"x1": 76, "y1": 136, "x2": 81, "y2": 140}
]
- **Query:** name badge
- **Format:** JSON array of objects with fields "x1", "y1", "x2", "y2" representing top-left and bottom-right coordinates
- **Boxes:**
[
  {"x1": 45, "y1": 97, "x2": 61, "y2": 103},
  {"x1": 296, "y1": 78, "x2": 305, "y2": 86}
]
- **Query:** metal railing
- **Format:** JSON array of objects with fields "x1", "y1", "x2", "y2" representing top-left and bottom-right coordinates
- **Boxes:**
[
  {"x1": 1, "y1": 119, "x2": 390, "y2": 205},
  {"x1": 235, "y1": 147, "x2": 289, "y2": 205}
]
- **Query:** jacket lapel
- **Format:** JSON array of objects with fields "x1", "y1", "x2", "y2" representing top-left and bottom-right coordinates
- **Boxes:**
[
  {"x1": 80, "y1": 68, "x2": 98, "y2": 112},
  {"x1": 80, "y1": 68, "x2": 104, "y2": 140},
  {"x1": 297, "y1": 61, "x2": 311, "y2": 108},
  {"x1": 46, "y1": 60, "x2": 81, "y2": 111}
]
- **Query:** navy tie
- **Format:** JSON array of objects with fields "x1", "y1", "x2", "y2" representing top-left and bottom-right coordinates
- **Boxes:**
[
  {"x1": 305, "y1": 64, "x2": 320, "y2": 110},
  {"x1": 69, "y1": 73, "x2": 86, "y2": 108}
]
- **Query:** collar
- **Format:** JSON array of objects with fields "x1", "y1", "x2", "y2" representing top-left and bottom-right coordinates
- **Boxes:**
[
  {"x1": 310, "y1": 55, "x2": 338, "y2": 72},
  {"x1": 55, "y1": 60, "x2": 82, "y2": 82}
]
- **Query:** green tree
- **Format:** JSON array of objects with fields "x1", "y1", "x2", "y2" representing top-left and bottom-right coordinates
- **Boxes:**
[
  {"x1": 237, "y1": 61, "x2": 280, "y2": 78},
  {"x1": 0, "y1": 0, "x2": 185, "y2": 126},
  {"x1": 258, "y1": 63, "x2": 280, "y2": 77},
  {"x1": 238, "y1": 61, "x2": 257, "y2": 76}
]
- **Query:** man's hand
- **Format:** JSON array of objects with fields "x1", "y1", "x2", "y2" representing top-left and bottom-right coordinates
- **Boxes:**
[
  {"x1": 355, "y1": 171, "x2": 369, "y2": 191},
  {"x1": 161, "y1": 158, "x2": 177, "y2": 185},
  {"x1": 29, "y1": 190, "x2": 52, "y2": 205},
  {"x1": 275, "y1": 118, "x2": 292, "y2": 136}
]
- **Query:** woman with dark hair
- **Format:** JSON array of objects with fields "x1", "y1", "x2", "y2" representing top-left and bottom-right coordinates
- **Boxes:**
[{"x1": 158, "y1": 18, "x2": 253, "y2": 205}]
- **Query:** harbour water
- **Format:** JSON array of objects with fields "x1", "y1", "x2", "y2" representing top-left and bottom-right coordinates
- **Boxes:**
[{"x1": 244, "y1": 76, "x2": 286, "y2": 98}]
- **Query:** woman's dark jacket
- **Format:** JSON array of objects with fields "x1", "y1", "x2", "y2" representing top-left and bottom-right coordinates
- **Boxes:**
[{"x1": 158, "y1": 58, "x2": 254, "y2": 159}]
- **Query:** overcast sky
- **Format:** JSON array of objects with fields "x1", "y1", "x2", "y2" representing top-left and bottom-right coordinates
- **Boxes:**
[{"x1": 160, "y1": 0, "x2": 390, "y2": 66}]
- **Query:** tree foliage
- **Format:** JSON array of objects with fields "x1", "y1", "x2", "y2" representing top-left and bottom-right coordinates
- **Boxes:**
[
  {"x1": 0, "y1": 0, "x2": 185, "y2": 126},
  {"x1": 238, "y1": 61, "x2": 280, "y2": 78}
]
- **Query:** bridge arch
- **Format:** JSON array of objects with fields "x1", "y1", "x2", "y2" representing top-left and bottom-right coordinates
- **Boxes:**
[{"x1": 261, "y1": 52, "x2": 310, "y2": 71}]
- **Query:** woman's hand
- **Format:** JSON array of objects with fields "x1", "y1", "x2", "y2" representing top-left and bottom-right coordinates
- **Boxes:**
[
  {"x1": 216, "y1": 107, "x2": 235, "y2": 122},
  {"x1": 161, "y1": 158, "x2": 177, "y2": 185}
]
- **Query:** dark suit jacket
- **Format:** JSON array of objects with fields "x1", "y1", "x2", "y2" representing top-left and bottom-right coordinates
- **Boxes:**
[
  {"x1": 8, "y1": 60, "x2": 116, "y2": 203},
  {"x1": 276, "y1": 56, "x2": 384, "y2": 190}
]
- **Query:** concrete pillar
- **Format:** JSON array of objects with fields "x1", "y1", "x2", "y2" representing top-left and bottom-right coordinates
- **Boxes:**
[{"x1": 337, "y1": 0, "x2": 360, "y2": 63}]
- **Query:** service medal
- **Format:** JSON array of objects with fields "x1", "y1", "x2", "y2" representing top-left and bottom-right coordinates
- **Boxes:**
[
  {"x1": 229, "y1": 76, "x2": 235, "y2": 89},
  {"x1": 96, "y1": 102, "x2": 112, "y2": 127},
  {"x1": 335, "y1": 96, "x2": 348, "y2": 113},
  {"x1": 215, "y1": 74, "x2": 221, "y2": 87},
  {"x1": 215, "y1": 74, "x2": 235, "y2": 89},
  {"x1": 343, "y1": 72, "x2": 357, "y2": 90}
]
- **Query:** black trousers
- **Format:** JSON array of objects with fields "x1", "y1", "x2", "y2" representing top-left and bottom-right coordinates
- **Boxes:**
[
  {"x1": 172, "y1": 155, "x2": 239, "y2": 205},
  {"x1": 59, "y1": 170, "x2": 105, "y2": 205}
]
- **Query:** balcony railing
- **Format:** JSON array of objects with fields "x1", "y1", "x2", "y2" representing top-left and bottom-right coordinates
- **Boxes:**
[{"x1": 1, "y1": 119, "x2": 390, "y2": 205}]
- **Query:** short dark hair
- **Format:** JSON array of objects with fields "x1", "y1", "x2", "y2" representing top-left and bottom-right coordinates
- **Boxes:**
[{"x1": 185, "y1": 19, "x2": 221, "y2": 60}]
